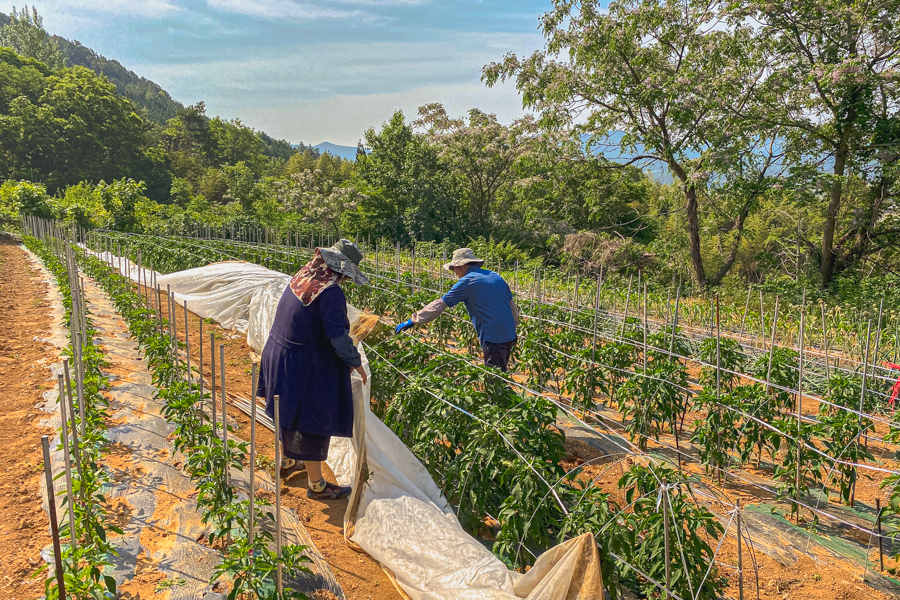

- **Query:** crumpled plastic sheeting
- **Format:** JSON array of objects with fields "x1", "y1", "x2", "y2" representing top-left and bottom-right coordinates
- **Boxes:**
[
  {"x1": 157, "y1": 262, "x2": 290, "y2": 337},
  {"x1": 86, "y1": 251, "x2": 603, "y2": 600}
]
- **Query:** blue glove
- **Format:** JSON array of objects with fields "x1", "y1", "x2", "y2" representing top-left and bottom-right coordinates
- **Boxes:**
[{"x1": 395, "y1": 319, "x2": 415, "y2": 335}]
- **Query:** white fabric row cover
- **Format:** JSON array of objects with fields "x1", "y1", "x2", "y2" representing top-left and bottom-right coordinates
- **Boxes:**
[{"x1": 84, "y1": 249, "x2": 602, "y2": 600}]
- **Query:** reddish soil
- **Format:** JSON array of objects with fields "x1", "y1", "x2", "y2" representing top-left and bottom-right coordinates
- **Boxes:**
[
  {"x1": 0, "y1": 239, "x2": 56, "y2": 599},
  {"x1": 151, "y1": 287, "x2": 402, "y2": 600}
]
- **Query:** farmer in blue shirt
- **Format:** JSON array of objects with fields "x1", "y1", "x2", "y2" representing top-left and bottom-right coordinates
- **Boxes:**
[{"x1": 395, "y1": 248, "x2": 519, "y2": 371}]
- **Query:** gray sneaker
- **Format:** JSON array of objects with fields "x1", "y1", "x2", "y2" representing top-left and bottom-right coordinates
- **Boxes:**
[{"x1": 307, "y1": 481, "x2": 351, "y2": 500}]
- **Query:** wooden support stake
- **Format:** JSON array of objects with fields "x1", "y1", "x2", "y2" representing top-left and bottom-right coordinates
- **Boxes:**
[
  {"x1": 210, "y1": 332, "x2": 217, "y2": 433},
  {"x1": 57, "y1": 374, "x2": 77, "y2": 550},
  {"x1": 61, "y1": 360, "x2": 82, "y2": 481},
  {"x1": 220, "y1": 344, "x2": 229, "y2": 486},
  {"x1": 274, "y1": 394, "x2": 283, "y2": 596},
  {"x1": 796, "y1": 290, "x2": 806, "y2": 519},
  {"x1": 198, "y1": 318, "x2": 204, "y2": 407},
  {"x1": 738, "y1": 285, "x2": 752, "y2": 343},
  {"x1": 877, "y1": 498, "x2": 884, "y2": 571},
  {"x1": 669, "y1": 280, "x2": 681, "y2": 356},
  {"x1": 183, "y1": 302, "x2": 192, "y2": 392},
  {"x1": 663, "y1": 484, "x2": 671, "y2": 600},
  {"x1": 765, "y1": 296, "x2": 781, "y2": 394},
  {"x1": 852, "y1": 319, "x2": 872, "y2": 507},
  {"x1": 620, "y1": 274, "x2": 633, "y2": 337},
  {"x1": 821, "y1": 301, "x2": 831, "y2": 382},
  {"x1": 737, "y1": 499, "x2": 744, "y2": 600},
  {"x1": 591, "y1": 274, "x2": 601, "y2": 363},
  {"x1": 41, "y1": 436, "x2": 67, "y2": 600},
  {"x1": 249, "y1": 363, "x2": 258, "y2": 545}
]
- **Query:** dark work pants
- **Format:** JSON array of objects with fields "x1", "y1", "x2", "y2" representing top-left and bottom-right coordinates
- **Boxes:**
[{"x1": 482, "y1": 339, "x2": 516, "y2": 372}]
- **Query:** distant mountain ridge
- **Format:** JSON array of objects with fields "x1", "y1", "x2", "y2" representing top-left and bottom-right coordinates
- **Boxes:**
[
  {"x1": 54, "y1": 37, "x2": 183, "y2": 125},
  {"x1": 0, "y1": 11, "x2": 182, "y2": 125},
  {"x1": 313, "y1": 142, "x2": 358, "y2": 161}
]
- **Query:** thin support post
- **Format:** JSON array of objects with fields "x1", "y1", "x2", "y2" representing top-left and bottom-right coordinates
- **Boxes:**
[
  {"x1": 210, "y1": 332, "x2": 217, "y2": 433},
  {"x1": 61, "y1": 360, "x2": 82, "y2": 480},
  {"x1": 183, "y1": 302, "x2": 191, "y2": 392},
  {"x1": 57, "y1": 374, "x2": 77, "y2": 550},
  {"x1": 74, "y1": 333, "x2": 85, "y2": 438},
  {"x1": 591, "y1": 274, "x2": 601, "y2": 363},
  {"x1": 737, "y1": 499, "x2": 744, "y2": 600},
  {"x1": 669, "y1": 280, "x2": 681, "y2": 355},
  {"x1": 759, "y1": 290, "x2": 767, "y2": 353},
  {"x1": 642, "y1": 282, "x2": 648, "y2": 374},
  {"x1": 852, "y1": 320, "x2": 873, "y2": 507},
  {"x1": 877, "y1": 498, "x2": 884, "y2": 571},
  {"x1": 765, "y1": 297, "x2": 781, "y2": 394},
  {"x1": 220, "y1": 344, "x2": 229, "y2": 486},
  {"x1": 570, "y1": 275, "x2": 580, "y2": 326},
  {"x1": 620, "y1": 274, "x2": 633, "y2": 337},
  {"x1": 795, "y1": 291, "x2": 806, "y2": 519},
  {"x1": 274, "y1": 394, "x2": 283, "y2": 596},
  {"x1": 249, "y1": 363, "x2": 258, "y2": 546},
  {"x1": 738, "y1": 285, "x2": 752, "y2": 343},
  {"x1": 663, "y1": 484, "x2": 671, "y2": 600},
  {"x1": 198, "y1": 318, "x2": 204, "y2": 408},
  {"x1": 715, "y1": 294, "x2": 721, "y2": 397},
  {"x1": 41, "y1": 436, "x2": 67, "y2": 600},
  {"x1": 821, "y1": 301, "x2": 831, "y2": 382}
]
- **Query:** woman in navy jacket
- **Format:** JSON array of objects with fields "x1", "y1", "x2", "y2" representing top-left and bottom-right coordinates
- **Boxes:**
[{"x1": 257, "y1": 239, "x2": 368, "y2": 500}]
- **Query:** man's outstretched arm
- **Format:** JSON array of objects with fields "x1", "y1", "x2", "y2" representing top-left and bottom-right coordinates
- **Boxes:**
[{"x1": 395, "y1": 298, "x2": 448, "y2": 333}]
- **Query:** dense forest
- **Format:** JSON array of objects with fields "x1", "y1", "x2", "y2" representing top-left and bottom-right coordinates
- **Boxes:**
[{"x1": 1, "y1": 1, "x2": 898, "y2": 294}]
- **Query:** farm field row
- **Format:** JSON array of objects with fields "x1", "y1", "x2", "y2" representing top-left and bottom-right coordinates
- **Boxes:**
[{"x1": 72, "y1": 225, "x2": 900, "y2": 600}]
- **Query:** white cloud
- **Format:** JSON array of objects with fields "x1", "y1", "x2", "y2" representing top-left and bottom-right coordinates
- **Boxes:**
[
  {"x1": 206, "y1": 0, "x2": 366, "y2": 20},
  {"x1": 327, "y1": 0, "x2": 429, "y2": 5},
  {"x1": 38, "y1": 0, "x2": 183, "y2": 20},
  {"x1": 132, "y1": 31, "x2": 542, "y2": 103},
  {"x1": 231, "y1": 80, "x2": 527, "y2": 145}
]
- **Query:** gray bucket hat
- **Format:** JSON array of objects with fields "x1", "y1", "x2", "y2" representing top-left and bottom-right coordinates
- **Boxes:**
[
  {"x1": 320, "y1": 239, "x2": 369, "y2": 285},
  {"x1": 443, "y1": 248, "x2": 485, "y2": 271}
]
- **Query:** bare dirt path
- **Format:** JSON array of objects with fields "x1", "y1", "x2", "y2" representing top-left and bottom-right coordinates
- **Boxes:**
[
  {"x1": 0, "y1": 238, "x2": 56, "y2": 599},
  {"x1": 151, "y1": 287, "x2": 402, "y2": 600}
]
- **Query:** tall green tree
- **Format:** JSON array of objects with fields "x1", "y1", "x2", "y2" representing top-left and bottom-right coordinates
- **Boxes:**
[
  {"x1": 414, "y1": 103, "x2": 534, "y2": 239},
  {"x1": 351, "y1": 110, "x2": 461, "y2": 243},
  {"x1": 0, "y1": 6, "x2": 64, "y2": 70},
  {"x1": 484, "y1": 0, "x2": 761, "y2": 286},
  {"x1": 734, "y1": 0, "x2": 900, "y2": 286}
]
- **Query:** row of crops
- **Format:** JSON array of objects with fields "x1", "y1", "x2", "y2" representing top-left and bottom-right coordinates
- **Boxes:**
[
  {"x1": 75, "y1": 226, "x2": 900, "y2": 599},
  {"x1": 23, "y1": 232, "x2": 124, "y2": 599},
  {"x1": 24, "y1": 219, "x2": 313, "y2": 600}
]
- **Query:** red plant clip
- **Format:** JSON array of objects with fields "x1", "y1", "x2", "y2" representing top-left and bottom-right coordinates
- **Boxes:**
[{"x1": 883, "y1": 362, "x2": 900, "y2": 409}]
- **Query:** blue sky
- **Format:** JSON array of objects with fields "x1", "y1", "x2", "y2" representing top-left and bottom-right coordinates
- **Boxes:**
[{"x1": 33, "y1": 0, "x2": 550, "y2": 145}]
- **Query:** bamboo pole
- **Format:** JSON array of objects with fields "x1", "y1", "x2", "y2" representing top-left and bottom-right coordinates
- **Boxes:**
[
  {"x1": 669, "y1": 281, "x2": 681, "y2": 355},
  {"x1": 210, "y1": 332, "x2": 217, "y2": 434},
  {"x1": 591, "y1": 274, "x2": 602, "y2": 363},
  {"x1": 737, "y1": 499, "x2": 744, "y2": 600},
  {"x1": 795, "y1": 291, "x2": 806, "y2": 520},
  {"x1": 620, "y1": 274, "x2": 633, "y2": 337},
  {"x1": 738, "y1": 285, "x2": 752, "y2": 343},
  {"x1": 220, "y1": 344, "x2": 229, "y2": 486},
  {"x1": 41, "y1": 436, "x2": 67, "y2": 600},
  {"x1": 760, "y1": 290, "x2": 766, "y2": 353},
  {"x1": 663, "y1": 485, "x2": 671, "y2": 600},
  {"x1": 183, "y1": 302, "x2": 192, "y2": 392},
  {"x1": 198, "y1": 317, "x2": 204, "y2": 407},
  {"x1": 61, "y1": 360, "x2": 82, "y2": 481},
  {"x1": 877, "y1": 498, "x2": 884, "y2": 571},
  {"x1": 821, "y1": 301, "x2": 831, "y2": 382},
  {"x1": 274, "y1": 394, "x2": 283, "y2": 596},
  {"x1": 852, "y1": 320, "x2": 873, "y2": 507},
  {"x1": 249, "y1": 363, "x2": 258, "y2": 546},
  {"x1": 765, "y1": 297, "x2": 781, "y2": 394},
  {"x1": 57, "y1": 374, "x2": 77, "y2": 550}
]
